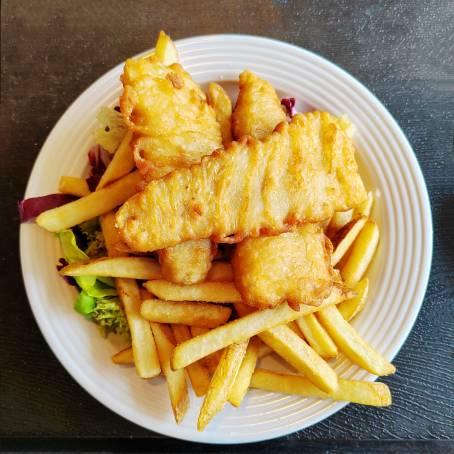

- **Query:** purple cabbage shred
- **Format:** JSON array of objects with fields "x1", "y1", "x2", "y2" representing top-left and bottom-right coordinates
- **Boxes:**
[
  {"x1": 281, "y1": 97, "x2": 297, "y2": 118},
  {"x1": 18, "y1": 193, "x2": 76, "y2": 223},
  {"x1": 56, "y1": 258, "x2": 77, "y2": 286},
  {"x1": 86, "y1": 145, "x2": 112, "y2": 191}
]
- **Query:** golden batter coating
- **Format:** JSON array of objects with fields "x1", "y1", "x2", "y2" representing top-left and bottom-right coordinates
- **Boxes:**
[
  {"x1": 232, "y1": 71, "x2": 286, "y2": 140},
  {"x1": 120, "y1": 56, "x2": 222, "y2": 180},
  {"x1": 232, "y1": 224, "x2": 335, "y2": 309},
  {"x1": 116, "y1": 111, "x2": 367, "y2": 252}
]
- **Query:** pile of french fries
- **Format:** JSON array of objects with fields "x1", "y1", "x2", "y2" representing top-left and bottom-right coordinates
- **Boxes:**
[{"x1": 36, "y1": 32, "x2": 394, "y2": 431}]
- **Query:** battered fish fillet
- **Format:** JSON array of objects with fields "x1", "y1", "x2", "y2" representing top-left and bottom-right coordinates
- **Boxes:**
[
  {"x1": 116, "y1": 111, "x2": 367, "y2": 252},
  {"x1": 232, "y1": 224, "x2": 336, "y2": 309},
  {"x1": 120, "y1": 56, "x2": 222, "y2": 180},
  {"x1": 232, "y1": 70, "x2": 286, "y2": 140}
]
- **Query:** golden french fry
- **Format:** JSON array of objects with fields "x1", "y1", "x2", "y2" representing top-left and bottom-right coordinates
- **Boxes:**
[
  {"x1": 205, "y1": 261, "x2": 233, "y2": 282},
  {"x1": 287, "y1": 320, "x2": 304, "y2": 338},
  {"x1": 97, "y1": 131, "x2": 135, "y2": 189},
  {"x1": 37, "y1": 171, "x2": 142, "y2": 232},
  {"x1": 58, "y1": 176, "x2": 90, "y2": 197},
  {"x1": 251, "y1": 369, "x2": 392, "y2": 407},
  {"x1": 207, "y1": 83, "x2": 233, "y2": 147},
  {"x1": 327, "y1": 209, "x2": 353, "y2": 238},
  {"x1": 155, "y1": 30, "x2": 179, "y2": 66},
  {"x1": 190, "y1": 326, "x2": 223, "y2": 374},
  {"x1": 356, "y1": 191, "x2": 374, "y2": 217},
  {"x1": 198, "y1": 340, "x2": 248, "y2": 431},
  {"x1": 141, "y1": 298, "x2": 231, "y2": 328},
  {"x1": 151, "y1": 323, "x2": 189, "y2": 423},
  {"x1": 317, "y1": 305, "x2": 395, "y2": 376},
  {"x1": 111, "y1": 346, "x2": 133, "y2": 365},
  {"x1": 171, "y1": 324, "x2": 210, "y2": 397},
  {"x1": 235, "y1": 303, "x2": 338, "y2": 394},
  {"x1": 60, "y1": 256, "x2": 162, "y2": 280},
  {"x1": 144, "y1": 280, "x2": 241, "y2": 303},
  {"x1": 258, "y1": 344, "x2": 272, "y2": 359},
  {"x1": 116, "y1": 278, "x2": 161, "y2": 378},
  {"x1": 100, "y1": 212, "x2": 124, "y2": 257},
  {"x1": 295, "y1": 313, "x2": 338, "y2": 359},
  {"x1": 228, "y1": 337, "x2": 261, "y2": 407},
  {"x1": 172, "y1": 287, "x2": 348, "y2": 370},
  {"x1": 341, "y1": 221, "x2": 380, "y2": 287},
  {"x1": 338, "y1": 278, "x2": 369, "y2": 321},
  {"x1": 331, "y1": 216, "x2": 368, "y2": 266}
]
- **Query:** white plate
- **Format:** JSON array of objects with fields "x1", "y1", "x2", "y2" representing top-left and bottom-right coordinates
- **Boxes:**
[{"x1": 20, "y1": 35, "x2": 432, "y2": 444}]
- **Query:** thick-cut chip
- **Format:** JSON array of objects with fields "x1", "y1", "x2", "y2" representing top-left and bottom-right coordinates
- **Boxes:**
[
  {"x1": 207, "y1": 83, "x2": 233, "y2": 147},
  {"x1": 251, "y1": 369, "x2": 392, "y2": 407},
  {"x1": 205, "y1": 261, "x2": 234, "y2": 282},
  {"x1": 141, "y1": 298, "x2": 231, "y2": 328},
  {"x1": 58, "y1": 176, "x2": 90, "y2": 197},
  {"x1": 341, "y1": 221, "x2": 379, "y2": 287},
  {"x1": 37, "y1": 170, "x2": 142, "y2": 232},
  {"x1": 235, "y1": 303, "x2": 338, "y2": 394},
  {"x1": 171, "y1": 324, "x2": 210, "y2": 397},
  {"x1": 97, "y1": 131, "x2": 135, "y2": 189},
  {"x1": 232, "y1": 224, "x2": 335, "y2": 309},
  {"x1": 228, "y1": 337, "x2": 261, "y2": 407},
  {"x1": 60, "y1": 256, "x2": 162, "y2": 280},
  {"x1": 151, "y1": 323, "x2": 189, "y2": 423},
  {"x1": 317, "y1": 305, "x2": 395, "y2": 376},
  {"x1": 158, "y1": 239, "x2": 214, "y2": 285},
  {"x1": 154, "y1": 30, "x2": 179, "y2": 66},
  {"x1": 331, "y1": 216, "x2": 368, "y2": 266},
  {"x1": 190, "y1": 326, "x2": 223, "y2": 373},
  {"x1": 198, "y1": 340, "x2": 248, "y2": 431},
  {"x1": 356, "y1": 191, "x2": 374, "y2": 217},
  {"x1": 232, "y1": 70, "x2": 286, "y2": 140},
  {"x1": 171, "y1": 287, "x2": 349, "y2": 369},
  {"x1": 327, "y1": 209, "x2": 353, "y2": 238},
  {"x1": 116, "y1": 112, "x2": 367, "y2": 252},
  {"x1": 295, "y1": 313, "x2": 338, "y2": 359},
  {"x1": 112, "y1": 346, "x2": 133, "y2": 365},
  {"x1": 338, "y1": 278, "x2": 369, "y2": 321},
  {"x1": 144, "y1": 280, "x2": 241, "y2": 303},
  {"x1": 258, "y1": 344, "x2": 273, "y2": 359}
]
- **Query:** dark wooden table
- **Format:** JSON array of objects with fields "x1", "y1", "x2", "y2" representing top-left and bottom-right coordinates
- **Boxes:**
[{"x1": 1, "y1": 0, "x2": 453, "y2": 452}]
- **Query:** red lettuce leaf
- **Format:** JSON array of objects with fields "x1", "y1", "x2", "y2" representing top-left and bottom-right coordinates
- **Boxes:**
[
  {"x1": 86, "y1": 145, "x2": 112, "y2": 191},
  {"x1": 281, "y1": 97, "x2": 297, "y2": 118},
  {"x1": 19, "y1": 193, "x2": 76, "y2": 223}
]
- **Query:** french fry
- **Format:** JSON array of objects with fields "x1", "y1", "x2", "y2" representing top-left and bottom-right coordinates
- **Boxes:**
[
  {"x1": 172, "y1": 288, "x2": 349, "y2": 370},
  {"x1": 327, "y1": 209, "x2": 353, "y2": 238},
  {"x1": 205, "y1": 261, "x2": 233, "y2": 282},
  {"x1": 96, "y1": 131, "x2": 135, "y2": 189},
  {"x1": 100, "y1": 212, "x2": 124, "y2": 257},
  {"x1": 295, "y1": 313, "x2": 338, "y2": 359},
  {"x1": 111, "y1": 346, "x2": 133, "y2": 365},
  {"x1": 60, "y1": 256, "x2": 162, "y2": 280},
  {"x1": 317, "y1": 305, "x2": 395, "y2": 376},
  {"x1": 155, "y1": 30, "x2": 179, "y2": 66},
  {"x1": 338, "y1": 278, "x2": 369, "y2": 321},
  {"x1": 116, "y1": 278, "x2": 161, "y2": 378},
  {"x1": 250, "y1": 369, "x2": 392, "y2": 407},
  {"x1": 144, "y1": 280, "x2": 241, "y2": 303},
  {"x1": 37, "y1": 170, "x2": 142, "y2": 232},
  {"x1": 58, "y1": 176, "x2": 90, "y2": 197},
  {"x1": 190, "y1": 326, "x2": 223, "y2": 373},
  {"x1": 228, "y1": 337, "x2": 261, "y2": 407},
  {"x1": 207, "y1": 83, "x2": 233, "y2": 147},
  {"x1": 356, "y1": 191, "x2": 374, "y2": 217},
  {"x1": 331, "y1": 216, "x2": 368, "y2": 266},
  {"x1": 151, "y1": 323, "x2": 189, "y2": 423},
  {"x1": 258, "y1": 344, "x2": 273, "y2": 359},
  {"x1": 235, "y1": 303, "x2": 338, "y2": 394},
  {"x1": 141, "y1": 298, "x2": 231, "y2": 328},
  {"x1": 287, "y1": 320, "x2": 304, "y2": 338},
  {"x1": 341, "y1": 221, "x2": 380, "y2": 287},
  {"x1": 198, "y1": 340, "x2": 248, "y2": 431},
  {"x1": 171, "y1": 324, "x2": 210, "y2": 397}
]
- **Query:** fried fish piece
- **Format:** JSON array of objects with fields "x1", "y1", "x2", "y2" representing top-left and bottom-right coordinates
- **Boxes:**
[
  {"x1": 232, "y1": 224, "x2": 335, "y2": 309},
  {"x1": 116, "y1": 111, "x2": 367, "y2": 252},
  {"x1": 120, "y1": 56, "x2": 222, "y2": 180},
  {"x1": 232, "y1": 70, "x2": 286, "y2": 140}
]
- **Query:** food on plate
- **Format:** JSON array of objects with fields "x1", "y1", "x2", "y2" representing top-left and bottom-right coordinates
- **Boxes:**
[
  {"x1": 158, "y1": 239, "x2": 214, "y2": 285},
  {"x1": 140, "y1": 298, "x2": 232, "y2": 328},
  {"x1": 22, "y1": 30, "x2": 394, "y2": 431},
  {"x1": 250, "y1": 369, "x2": 392, "y2": 407},
  {"x1": 232, "y1": 224, "x2": 337, "y2": 309},
  {"x1": 232, "y1": 70, "x2": 286, "y2": 140},
  {"x1": 116, "y1": 112, "x2": 367, "y2": 252}
]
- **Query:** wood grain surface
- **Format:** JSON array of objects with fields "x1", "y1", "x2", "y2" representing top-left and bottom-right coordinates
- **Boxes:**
[{"x1": 1, "y1": 0, "x2": 453, "y2": 451}]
